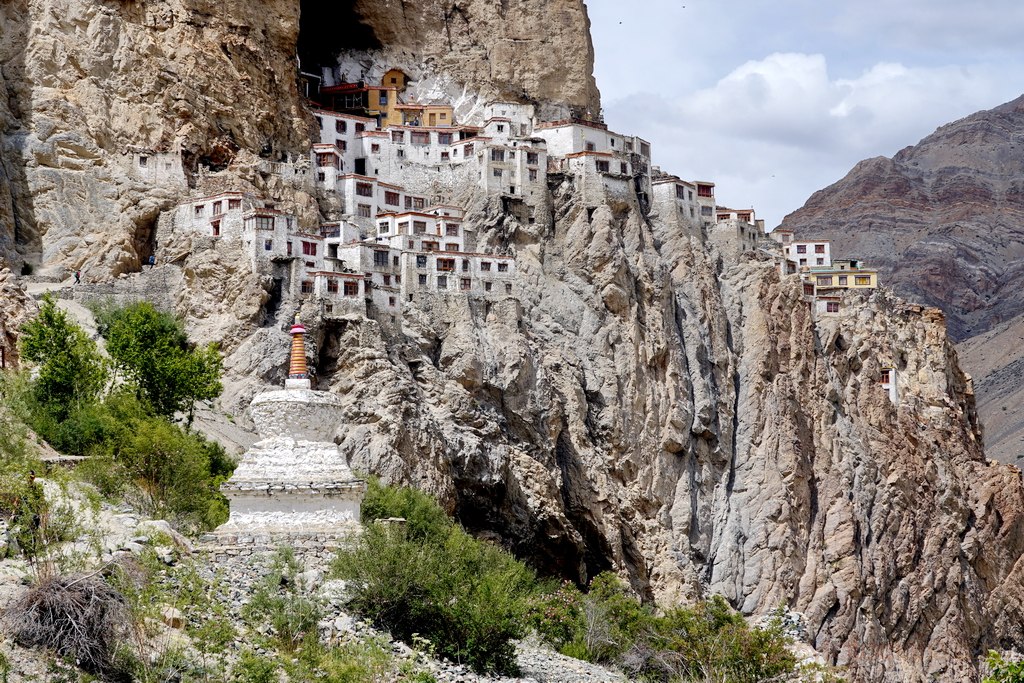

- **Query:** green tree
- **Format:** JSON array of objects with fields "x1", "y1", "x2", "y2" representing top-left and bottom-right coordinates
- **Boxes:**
[
  {"x1": 985, "y1": 652, "x2": 1024, "y2": 683},
  {"x1": 99, "y1": 302, "x2": 222, "y2": 421},
  {"x1": 18, "y1": 294, "x2": 107, "y2": 420}
]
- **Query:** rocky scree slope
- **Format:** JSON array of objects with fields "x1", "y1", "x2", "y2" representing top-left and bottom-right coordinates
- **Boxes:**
[{"x1": 778, "y1": 94, "x2": 1024, "y2": 465}]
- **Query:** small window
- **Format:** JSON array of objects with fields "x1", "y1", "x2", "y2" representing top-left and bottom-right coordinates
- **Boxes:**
[
  {"x1": 465, "y1": 143, "x2": 475, "y2": 155},
  {"x1": 384, "y1": 191, "x2": 400, "y2": 206},
  {"x1": 413, "y1": 221, "x2": 427, "y2": 234},
  {"x1": 529, "y1": 169, "x2": 538, "y2": 181},
  {"x1": 881, "y1": 369, "x2": 892, "y2": 384},
  {"x1": 437, "y1": 276, "x2": 448, "y2": 289},
  {"x1": 497, "y1": 262, "x2": 509, "y2": 272},
  {"x1": 194, "y1": 205, "x2": 204, "y2": 217},
  {"x1": 446, "y1": 224, "x2": 459, "y2": 237},
  {"x1": 416, "y1": 255, "x2": 427, "y2": 268},
  {"x1": 527, "y1": 152, "x2": 539, "y2": 165},
  {"x1": 596, "y1": 160, "x2": 610, "y2": 173},
  {"x1": 481, "y1": 261, "x2": 492, "y2": 272},
  {"x1": 301, "y1": 280, "x2": 313, "y2": 294},
  {"x1": 371, "y1": 143, "x2": 380, "y2": 153},
  {"x1": 491, "y1": 149, "x2": 505, "y2": 162},
  {"x1": 411, "y1": 131, "x2": 430, "y2": 145},
  {"x1": 343, "y1": 281, "x2": 359, "y2": 296},
  {"x1": 138, "y1": 156, "x2": 148, "y2": 167},
  {"x1": 505, "y1": 283, "x2": 512, "y2": 294},
  {"x1": 497, "y1": 124, "x2": 505, "y2": 133},
  {"x1": 796, "y1": 245, "x2": 807, "y2": 254},
  {"x1": 379, "y1": 221, "x2": 390, "y2": 233},
  {"x1": 855, "y1": 276, "x2": 871, "y2": 285},
  {"x1": 374, "y1": 251, "x2": 389, "y2": 266},
  {"x1": 211, "y1": 221, "x2": 220, "y2": 237},
  {"x1": 355, "y1": 123, "x2": 365, "y2": 133},
  {"x1": 336, "y1": 139, "x2": 347, "y2": 151},
  {"x1": 413, "y1": 197, "x2": 425, "y2": 209},
  {"x1": 585, "y1": 141, "x2": 596, "y2": 152},
  {"x1": 393, "y1": 256, "x2": 399, "y2": 266},
  {"x1": 212, "y1": 201, "x2": 222, "y2": 215},
  {"x1": 839, "y1": 276, "x2": 848, "y2": 285},
  {"x1": 815, "y1": 244, "x2": 826, "y2": 254},
  {"x1": 826, "y1": 302, "x2": 840, "y2": 313},
  {"x1": 383, "y1": 274, "x2": 391, "y2": 285},
  {"x1": 397, "y1": 148, "x2": 405, "y2": 158},
  {"x1": 437, "y1": 258, "x2": 455, "y2": 272},
  {"x1": 336, "y1": 120, "x2": 347, "y2": 134},
  {"x1": 327, "y1": 278, "x2": 339, "y2": 293},
  {"x1": 816, "y1": 276, "x2": 832, "y2": 286},
  {"x1": 228, "y1": 198, "x2": 241, "y2": 210},
  {"x1": 445, "y1": 243, "x2": 459, "y2": 252},
  {"x1": 302, "y1": 241, "x2": 317, "y2": 256},
  {"x1": 418, "y1": 274, "x2": 427, "y2": 286},
  {"x1": 392, "y1": 130, "x2": 405, "y2": 143},
  {"x1": 389, "y1": 296, "x2": 396, "y2": 306},
  {"x1": 438, "y1": 133, "x2": 453, "y2": 145},
  {"x1": 356, "y1": 182, "x2": 374, "y2": 197},
  {"x1": 264, "y1": 239, "x2": 273, "y2": 251},
  {"x1": 315, "y1": 116, "x2": 323, "y2": 129},
  {"x1": 816, "y1": 258, "x2": 824, "y2": 265},
  {"x1": 287, "y1": 242, "x2": 293, "y2": 256},
  {"x1": 460, "y1": 278, "x2": 471, "y2": 291},
  {"x1": 441, "y1": 151, "x2": 450, "y2": 161},
  {"x1": 462, "y1": 259, "x2": 470, "y2": 272},
  {"x1": 484, "y1": 281, "x2": 492, "y2": 292},
  {"x1": 358, "y1": 204, "x2": 372, "y2": 218},
  {"x1": 493, "y1": 168, "x2": 503, "y2": 178}
]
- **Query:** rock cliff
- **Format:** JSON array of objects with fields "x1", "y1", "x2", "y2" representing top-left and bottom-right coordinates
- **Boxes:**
[
  {"x1": 2, "y1": 2, "x2": 1023, "y2": 682},
  {"x1": 777, "y1": 95, "x2": 1024, "y2": 464}
]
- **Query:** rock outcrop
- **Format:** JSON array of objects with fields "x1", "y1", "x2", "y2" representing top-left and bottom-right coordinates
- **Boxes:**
[
  {"x1": 0, "y1": 269, "x2": 35, "y2": 368},
  {"x1": 777, "y1": 95, "x2": 1024, "y2": 464}
]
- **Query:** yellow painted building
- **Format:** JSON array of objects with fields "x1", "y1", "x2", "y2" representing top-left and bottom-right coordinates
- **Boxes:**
[
  {"x1": 395, "y1": 103, "x2": 455, "y2": 127},
  {"x1": 808, "y1": 259, "x2": 878, "y2": 291}
]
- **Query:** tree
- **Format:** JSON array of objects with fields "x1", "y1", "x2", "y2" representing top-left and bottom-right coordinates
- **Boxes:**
[
  {"x1": 18, "y1": 294, "x2": 107, "y2": 420},
  {"x1": 99, "y1": 302, "x2": 222, "y2": 421}
]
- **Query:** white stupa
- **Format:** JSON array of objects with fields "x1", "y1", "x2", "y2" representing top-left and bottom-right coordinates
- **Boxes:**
[{"x1": 215, "y1": 316, "x2": 365, "y2": 543}]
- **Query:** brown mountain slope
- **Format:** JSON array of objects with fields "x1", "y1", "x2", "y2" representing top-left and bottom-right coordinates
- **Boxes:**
[{"x1": 780, "y1": 94, "x2": 1024, "y2": 463}]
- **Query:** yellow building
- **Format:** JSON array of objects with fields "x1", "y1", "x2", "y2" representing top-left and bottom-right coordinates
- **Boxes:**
[
  {"x1": 808, "y1": 259, "x2": 878, "y2": 291},
  {"x1": 395, "y1": 102, "x2": 455, "y2": 127},
  {"x1": 381, "y1": 68, "x2": 409, "y2": 92}
]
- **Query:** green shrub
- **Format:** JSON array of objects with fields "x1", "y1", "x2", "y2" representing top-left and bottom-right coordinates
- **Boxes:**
[
  {"x1": 360, "y1": 477, "x2": 453, "y2": 542},
  {"x1": 986, "y1": 651, "x2": 1024, "y2": 683},
  {"x1": 333, "y1": 482, "x2": 536, "y2": 675},
  {"x1": 231, "y1": 650, "x2": 278, "y2": 683}
]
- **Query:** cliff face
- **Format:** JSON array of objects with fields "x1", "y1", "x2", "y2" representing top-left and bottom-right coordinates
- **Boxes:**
[{"x1": 777, "y1": 96, "x2": 1024, "y2": 464}]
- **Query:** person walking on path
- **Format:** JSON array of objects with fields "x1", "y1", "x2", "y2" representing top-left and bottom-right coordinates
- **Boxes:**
[{"x1": 74, "y1": 270, "x2": 81, "y2": 285}]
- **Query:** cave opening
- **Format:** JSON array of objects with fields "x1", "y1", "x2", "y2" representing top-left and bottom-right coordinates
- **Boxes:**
[{"x1": 297, "y1": 0, "x2": 381, "y2": 79}]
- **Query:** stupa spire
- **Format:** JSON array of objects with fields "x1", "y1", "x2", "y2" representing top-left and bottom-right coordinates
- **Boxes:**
[{"x1": 285, "y1": 314, "x2": 311, "y2": 389}]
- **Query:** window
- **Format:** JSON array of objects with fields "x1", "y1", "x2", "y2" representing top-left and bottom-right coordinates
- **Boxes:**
[
  {"x1": 497, "y1": 124, "x2": 505, "y2": 133},
  {"x1": 596, "y1": 160, "x2": 610, "y2": 173},
  {"x1": 441, "y1": 151, "x2": 450, "y2": 161},
  {"x1": 826, "y1": 302, "x2": 840, "y2": 313},
  {"x1": 358, "y1": 204, "x2": 372, "y2": 218},
  {"x1": 379, "y1": 221, "x2": 390, "y2": 233},
  {"x1": 445, "y1": 243, "x2": 459, "y2": 252},
  {"x1": 803, "y1": 283, "x2": 814, "y2": 295},
  {"x1": 418, "y1": 274, "x2": 428, "y2": 286},
  {"x1": 408, "y1": 240, "x2": 415, "y2": 249},
  {"x1": 138, "y1": 156, "x2": 148, "y2": 167},
  {"x1": 413, "y1": 221, "x2": 427, "y2": 234},
  {"x1": 374, "y1": 251, "x2": 389, "y2": 266},
  {"x1": 484, "y1": 282, "x2": 492, "y2": 292},
  {"x1": 620, "y1": 163, "x2": 628, "y2": 174},
  {"x1": 301, "y1": 280, "x2": 313, "y2": 294},
  {"x1": 327, "y1": 278, "x2": 339, "y2": 293},
  {"x1": 413, "y1": 197, "x2": 425, "y2": 210},
  {"x1": 490, "y1": 149, "x2": 505, "y2": 162},
  {"x1": 625, "y1": 141, "x2": 634, "y2": 152},
  {"x1": 317, "y1": 171, "x2": 326, "y2": 182},
  {"x1": 302, "y1": 241, "x2": 317, "y2": 256},
  {"x1": 585, "y1": 141, "x2": 596, "y2": 152},
  {"x1": 816, "y1": 258, "x2": 824, "y2": 265},
  {"x1": 481, "y1": 261, "x2": 492, "y2": 271},
  {"x1": 462, "y1": 259, "x2": 470, "y2": 272},
  {"x1": 493, "y1": 168, "x2": 503, "y2": 178},
  {"x1": 439, "y1": 112, "x2": 447, "y2": 120},
  {"x1": 497, "y1": 262, "x2": 509, "y2": 272},
  {"x1": 194, "y1": 205, "x2": 204, "y2": 217},
  {"x1": 839, "y1": 276, "x2": 848, "y2": 285},
  {"x1": 212, "y1": 201, "x2": 222, "y2": 215},
  {"x1": 697, "y1": 184, "x2": 713, "y2": 198},
  {"x1": 460, "y1": 278, "x2": 471, "y2": 291},
  {"x1": 379, "y1": 92, "x2": 388, "y2": 105},
  {"x1": 701, "y1": 206, "x2": 713, "y2": 216},
  {"x1": 397, "y1": 148, "x2": 405, "y2": 158},
  {"x1": 335, "y1": 120, "x2": 347, "y2": 134},
  {"x1": 404, "y1": 196, "x2": 413, "y2": 209},
  {"x1": 505, "y1": 283, "x2": 512, "y2": 294},
  {"x1": 855, "y1": 276, "x2": 871, "y2": 285},
  {"x1": 389, "y1": 296, "x2": 396, "y2": 307},
  {"x1": 383, "y1": 274, "x2": 391, "y2": 285},
  {"x1": 799, "y1": 258, "x2": 807, "y2": 266},
  {"x1": 446, "y1": 224, "x2": 459, "y2": 236},
  {"x1": 688, "y1": 190, "x2": 693, "y2": 201},
  {"x1": 211, "y1": 221, "x2": 220, "y2": 237},
  {"x1": 335, "y1": 139, "x2": 347, "y2": 151},
  {"x1": 264, "y1": 239, "x2": 273, "y2": 251},
  {"x1": 527, "y1": 152, "x2": 539, "y2": 165},
  {"x1": 438, "y1": 133, "x2": 453, "y2": 145},
  {"x1": 397, "y1": 221, "x2": 410, "y2": 234},
  {"x1": 881, "y1": 369, "x2": 892, "y2": 384},
  {"x1": 416, "y1": 255, "x2": 427, "y2": 268},
  {"x1": 816, "y1": 276, "x2": 833, "y2": 286},
  {"x1": 228, "y1": 198, "x2": 241, "y2": 210},
  {"x1": 355, "y1": 123, "x2": 365, "y2": 133},
  {"x1": 424, "y1": 241, "x2": 439, "y2": 252},
  {"x1": 465, "y1": 143, "x2": 474, "y2": 155},
  {"x1": 437, "y1": 258, "x2": 455, "y2": 272},
  {"x1": 411, "y1": 131, "x2": 430, "y2": 145},
  {"x1": 796, "y1": 245, "x2": 807, "y2": 254},
  {"x1": 676, "y1": 185, "x2": 687, "y2": 200},
  {"x1": 317, "y1": 153, "x2": 336, "y2": 168},
  {"x1": 315, "y1": 116, "x2": 323, "y2": 129},
  {"x1": 384, "y1": 191, "x2": 400, "y2": 206},
  {"x1": 529, "y1": 169, "x2": 538, "y2": 181},
  {"x1": 392, "y1": 130, "x2": 404, "y2": 143},
  {"x1": 343, "y1": 281, "x2": 359, "y2": 296},
  {"x1": 356, "y1": 182, "x2": 373, "y2": 197},
  {"x1": 393, "y1": 256, "x2": 400, "y2": 267},
  {"x1": 287, "y1": 242, "x2": 292, "y2": 256},
  {"x1": 610, "y1": 138, "x2": 616, "y2": 147},
  {"x1": 437, "y1": 276, "x2": 448, "y2": 289},
  {"x1": 815, "y1": 244, "x2": 826, "y2": 253}
]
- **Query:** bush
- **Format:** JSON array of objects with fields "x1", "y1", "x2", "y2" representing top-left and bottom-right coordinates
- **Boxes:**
[
  {"x1": 332, "y1": 481, "x2": 536, "y2": 675},
  {"x1": 242, "y1": 548, "x2": 323, "y2": 652},
  {"x1": 529, "y1": 576, "x2": 797, "y2": 682},
  {"x1": 3, "y1": 573, "x2": 135, "y2": 679},
  {"x1": 986, "y1": 651, "x2": 1024, "y2": 683}
]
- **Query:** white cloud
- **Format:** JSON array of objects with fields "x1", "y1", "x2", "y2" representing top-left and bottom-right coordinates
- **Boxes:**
[{"x1": 601, "y1": 52, "x2": 1023, "y2": 226}]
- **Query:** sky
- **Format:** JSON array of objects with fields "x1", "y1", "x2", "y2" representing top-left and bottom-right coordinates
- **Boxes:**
[{"x1": 587, "y1": 0, "x2": 1024, "y2": 228}]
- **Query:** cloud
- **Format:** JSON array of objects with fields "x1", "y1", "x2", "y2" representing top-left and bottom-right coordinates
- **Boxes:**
[{"x1": 602, "y1": 52, "x2": 1023, "y2": 226}]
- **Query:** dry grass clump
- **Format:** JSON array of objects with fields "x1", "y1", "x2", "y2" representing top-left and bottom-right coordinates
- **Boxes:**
[{"x1": 3, "y1": 571, "x2": 135, "y2": 678}]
